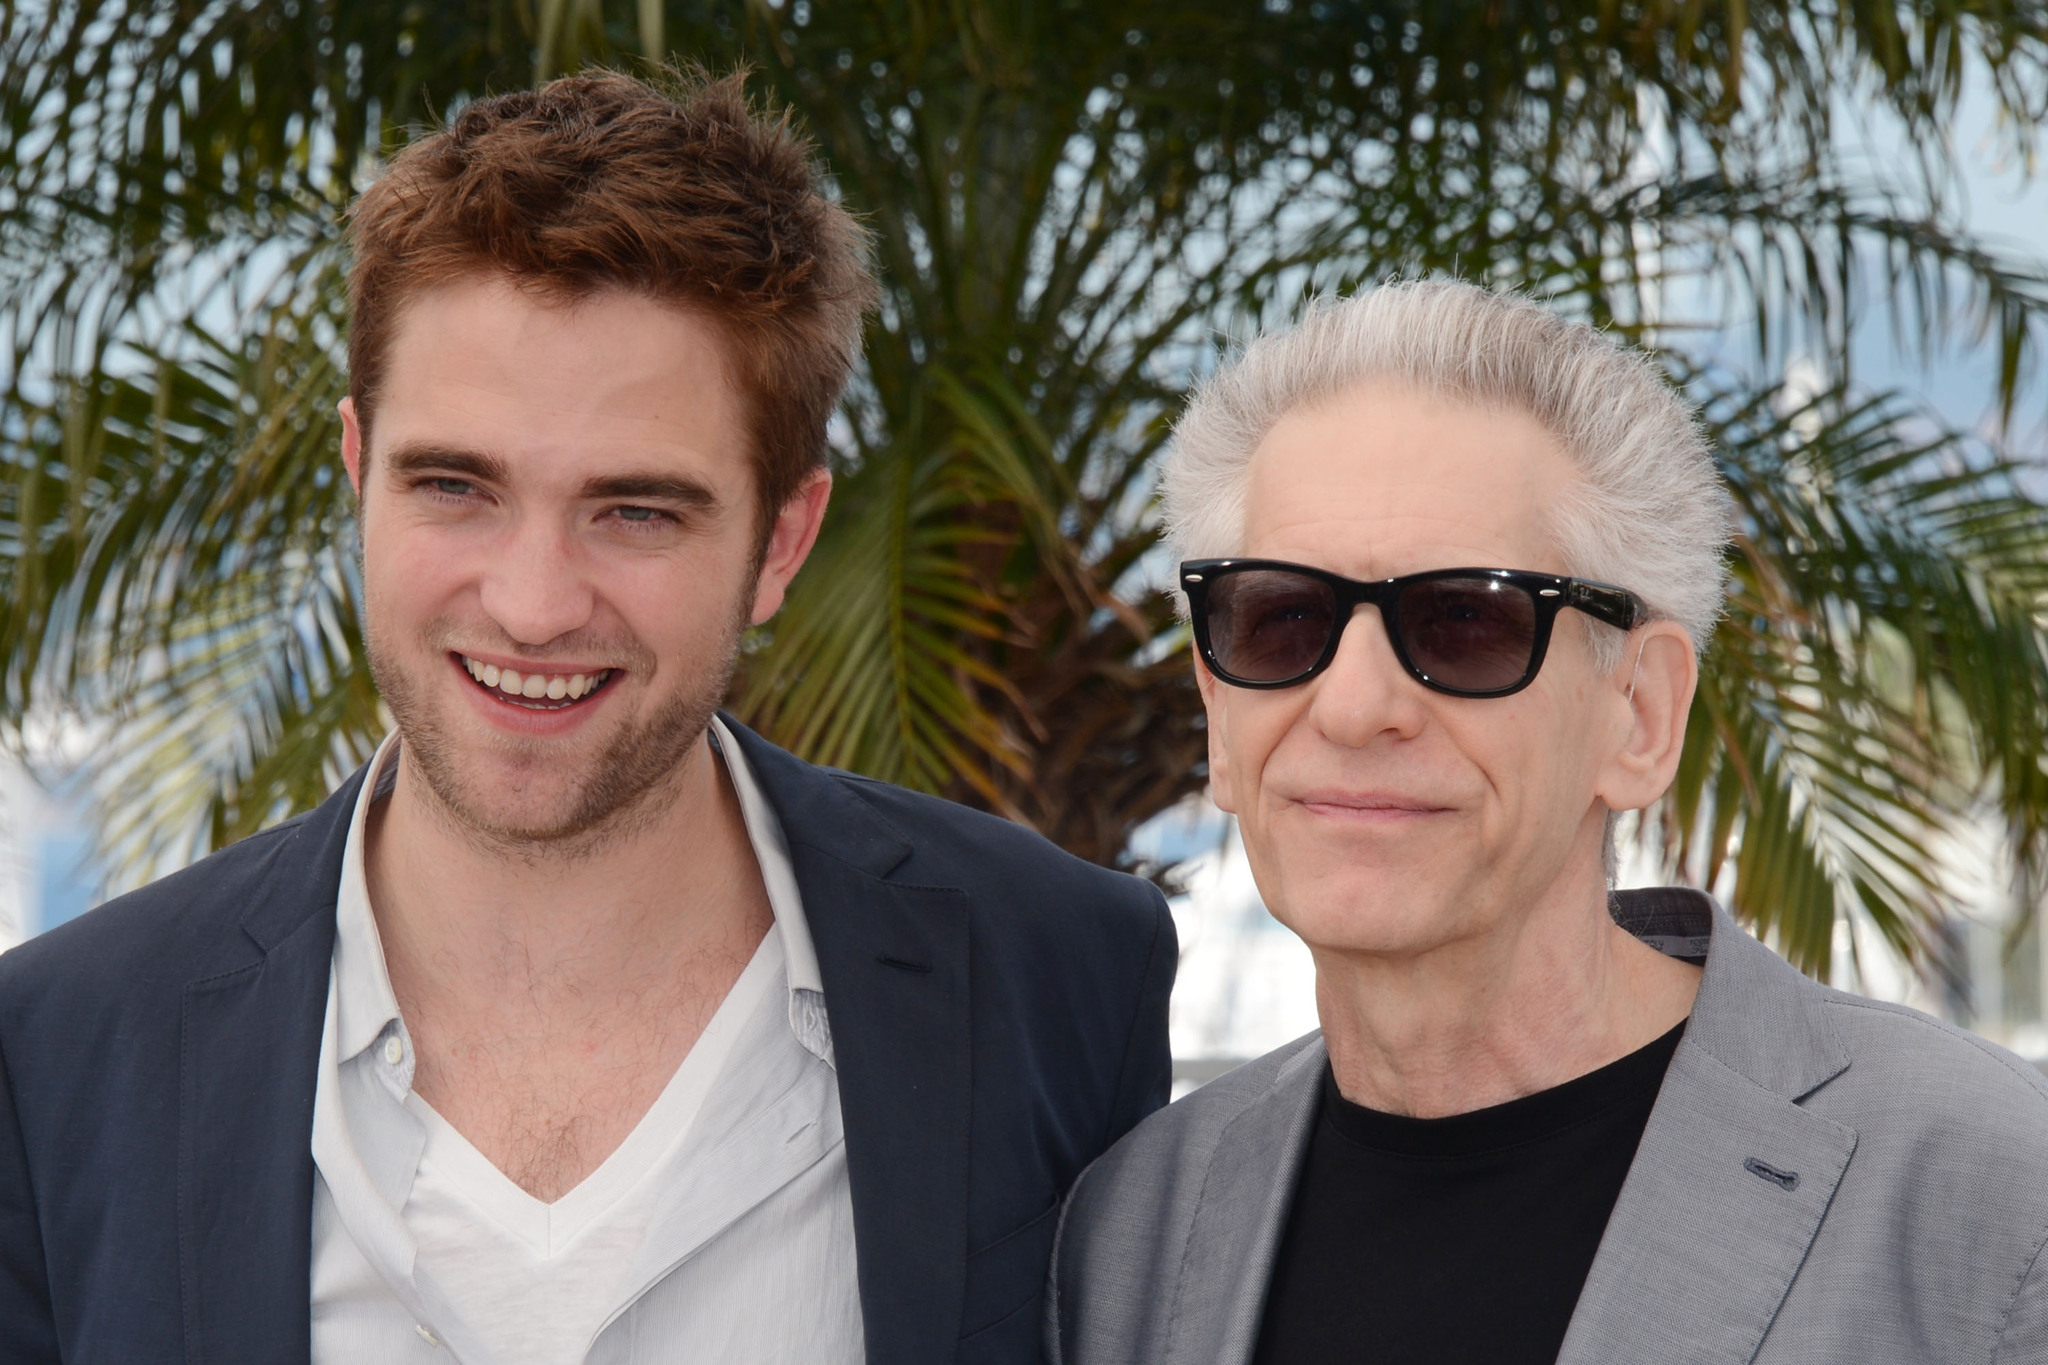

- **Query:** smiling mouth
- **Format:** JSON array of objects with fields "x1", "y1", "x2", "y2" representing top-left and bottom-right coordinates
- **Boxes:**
[{"x1": 457, "y1": 655, "x2": 617, "y2": 712}]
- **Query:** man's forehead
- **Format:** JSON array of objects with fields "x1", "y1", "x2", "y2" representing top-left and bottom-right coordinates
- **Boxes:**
[
  {"x1": 1241, "y1": 380, "x2": 1576, "y2": 574},
  {"x1": 370, "y1": 277, "x2": 747, "y2": 488}
]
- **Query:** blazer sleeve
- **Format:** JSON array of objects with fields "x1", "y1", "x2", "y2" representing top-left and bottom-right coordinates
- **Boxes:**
[
  {"x1": 0, "y1": 1032, "x2": 60, "y2": 1364},
  {"x1": 1101, "y1": 885, "x2": 1177, "y2": 1151}
]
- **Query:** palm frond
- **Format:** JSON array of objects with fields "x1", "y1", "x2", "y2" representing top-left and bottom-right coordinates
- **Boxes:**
[{"x1": 1655, "y1": 374, "x2": 2048, "y2": 974}]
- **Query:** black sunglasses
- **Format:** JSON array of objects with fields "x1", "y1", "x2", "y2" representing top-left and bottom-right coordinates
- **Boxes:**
[{"x1": 1181, "y1": 559, "x2": 1646, "y2": 698}]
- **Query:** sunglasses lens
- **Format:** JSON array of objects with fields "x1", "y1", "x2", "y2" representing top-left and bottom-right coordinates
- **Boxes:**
[
  {"x1": 1203, "y1": 569, "x2": 1338, "y2": 683},
  {"x1": 1397, "y1": 576, "x2": 1538, "y2": 693}
]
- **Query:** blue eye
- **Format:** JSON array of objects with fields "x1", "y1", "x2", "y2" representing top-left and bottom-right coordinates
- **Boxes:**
[
  {"x1": 615, "y1": 506, "x2": 660, "y2": 523},
  {"x1": 432, "y1": 478, "x2": 475, "y2": 497}
]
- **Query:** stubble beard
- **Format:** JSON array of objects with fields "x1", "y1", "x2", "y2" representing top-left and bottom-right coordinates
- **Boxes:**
[{"x1": 365, "y1": 599, "x2": 752, "y2": 864}]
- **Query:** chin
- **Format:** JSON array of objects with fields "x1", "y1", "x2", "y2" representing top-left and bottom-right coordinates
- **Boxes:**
[
  {"x1": 1265, "y1": 869, "x2": 1468, "y2": 958},
  {"x1": 428, "y1": 756, "x2": 602, "y2": 838}
]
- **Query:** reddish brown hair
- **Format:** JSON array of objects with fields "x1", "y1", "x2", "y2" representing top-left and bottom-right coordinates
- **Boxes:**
[{"x1": 346, "y1": 68, "x2": 873, "y2": 539}]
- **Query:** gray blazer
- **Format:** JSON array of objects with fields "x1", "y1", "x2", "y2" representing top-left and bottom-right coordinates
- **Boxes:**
[{"x1": 1048, "y1": 888, "x2": 2048, "y2": 1363}]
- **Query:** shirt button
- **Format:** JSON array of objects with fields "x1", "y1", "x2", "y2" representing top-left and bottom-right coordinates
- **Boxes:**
[
  {"x1": 415, "y1": 1323, "x2": 440, "y2": 1346},
  {"x1": 384, "y1": 1036, "x2": 404, "y2": 1066}
]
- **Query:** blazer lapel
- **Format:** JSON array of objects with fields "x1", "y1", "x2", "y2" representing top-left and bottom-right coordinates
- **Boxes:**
[
  {"x1": 1560, "y1": 894, "x2": 1858, "y2": 1364},
  {"x1": 1166, "y1": 1039, "x2": 1325, "y2": 1365},
  {"x1": 178, "y1": 776, "x2": 359, "y2": 1365},
  {"x1": 724, "y1": 719, "x2": 975, "y2": 1364}
]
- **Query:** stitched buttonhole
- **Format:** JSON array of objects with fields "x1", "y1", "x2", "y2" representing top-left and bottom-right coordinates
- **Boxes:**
[
  {"x1": 877, "y1": 954, "x2": 934, "y2": 973},
  {"x1": 1743, "y1": 1157, "x2": 1800, "y2": 1191}
]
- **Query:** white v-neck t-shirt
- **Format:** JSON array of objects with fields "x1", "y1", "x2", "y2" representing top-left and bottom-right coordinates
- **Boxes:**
[{"x1": 309, "y1": 720, "x2": 864, "y2": 1364}]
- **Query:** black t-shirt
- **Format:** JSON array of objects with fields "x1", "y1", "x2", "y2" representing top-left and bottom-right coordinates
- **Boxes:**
[{"x1": 1251, "y1": 1021, "x2": 1685, "y2": 1365}]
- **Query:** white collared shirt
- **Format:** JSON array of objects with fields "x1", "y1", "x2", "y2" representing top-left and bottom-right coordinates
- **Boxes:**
[{"x1": 309, "y1": 719, "x2": 864, "y2": 1364}]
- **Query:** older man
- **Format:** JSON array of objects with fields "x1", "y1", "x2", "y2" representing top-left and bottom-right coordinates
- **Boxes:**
[{"x1": 1047, "y1": 281, "x2": 2048, "y2": 1364}]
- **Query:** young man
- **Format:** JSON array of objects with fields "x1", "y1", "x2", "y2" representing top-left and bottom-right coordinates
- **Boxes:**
[
  {"x1": 1048, "y1": 281, "x2": 2048, "y2": 1364},
  {"x1": 0, "y1": 72, "x2": 1173, "y2": 1365}
]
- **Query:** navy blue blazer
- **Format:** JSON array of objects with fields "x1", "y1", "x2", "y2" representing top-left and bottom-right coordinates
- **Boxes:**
[{"x1": 0, "y1": 718, "x2": 1175, "y2": 1364}]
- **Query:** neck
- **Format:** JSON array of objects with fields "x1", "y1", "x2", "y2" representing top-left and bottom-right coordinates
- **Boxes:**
[
  {"x1": 1313, "y1": 861, "x2": 1700, "y2": 1120},
  {"x1": 363, "y1": 731, "x2": 771, "y2": 1020}
]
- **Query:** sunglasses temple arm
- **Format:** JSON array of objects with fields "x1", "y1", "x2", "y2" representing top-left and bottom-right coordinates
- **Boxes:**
[{"x1": 1567, "y1": 580, "x2": 1645, "y2": 631}]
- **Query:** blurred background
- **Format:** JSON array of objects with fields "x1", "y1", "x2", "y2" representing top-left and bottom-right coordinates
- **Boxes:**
[{"x1": 4, "y1": 0, "x2": 2048, "y2": 1080}]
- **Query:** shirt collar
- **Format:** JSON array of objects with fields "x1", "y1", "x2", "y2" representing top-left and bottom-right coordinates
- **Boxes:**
[{"x1": 331, "y1": 717, "x2": 828, "y2": 1066}]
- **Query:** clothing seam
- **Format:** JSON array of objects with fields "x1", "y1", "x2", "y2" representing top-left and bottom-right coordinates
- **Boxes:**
[
  {"x1": 967, "y1": 1197, "x2": 1058, "y2": 1261},
  {"x1": 958, "y1": 1284, "x2": 1040, "y2": 1344},
  {"x1": 183, "y1": 958, "x2": 266, "y2": 994},
  {"x1": 1164, "y1": 1108, "x2": 1247, "y2": 1359},
  {"x1": 1989, "y1": 1214, "x2": 2048, "y2": 1363}
]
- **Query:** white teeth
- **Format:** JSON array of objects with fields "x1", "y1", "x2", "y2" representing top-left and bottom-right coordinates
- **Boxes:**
[{"x1": 462, "y1": 657, "x2": 612, "y2": 705}]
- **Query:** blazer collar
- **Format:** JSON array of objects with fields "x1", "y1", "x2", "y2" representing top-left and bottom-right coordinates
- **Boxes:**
[
  {"x1": 718, "y1": 716, "x2": 975, "y2": 1364},
  {"x1": 719, "y1": 714, "x2": 915, "y2": 880},
  {"x1": 180, "y1": 769, "x2": 364, "y2": 1365},
  {"x1": 1611, "y1": 887, "x2": 1850, "y2": 1102},
  {"x1": 1558, "y1": 889, "x2": 1859, "y2": 1364},
  {"x1": 235, "y1": 765, "x2": 370, "y2": 956}
]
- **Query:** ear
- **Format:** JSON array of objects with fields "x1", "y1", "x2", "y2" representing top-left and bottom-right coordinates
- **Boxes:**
[
  {"x1": 1591, "y1": 621, "x2": 1697, "y2": 818},
  {"x1": 339, "y1": 397, "x2": 365, "y2": 496},
  {"x1": 750, "y1": 468, "x2": 834, "y2": 625},
  {"x1": 1193, "y1": 652, "x2": 1239, "y2": 815}
]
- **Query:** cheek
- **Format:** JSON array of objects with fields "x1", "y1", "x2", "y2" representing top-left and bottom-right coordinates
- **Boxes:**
[
  {"x1": 1214, "y1": 691, "x2": 1302, "y2": 814},
  {"x1": 360, "y1": 512, "x2": 462, "y2": 622},
  {"x1": 603, "y1": 555, "x2": 751, "y2": 656},
  {"x1": 1465, "y1": 708, "x2": 1600, "y2": 838}
]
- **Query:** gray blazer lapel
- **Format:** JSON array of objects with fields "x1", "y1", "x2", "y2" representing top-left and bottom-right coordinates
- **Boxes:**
[
  {"x1": 1165, "y1": 1040, "x2": 1325, "y2": 1365},
  {"x1": 1557, "y1": 1042, "x2": 1857, "y2": 1363},
  {"x1": 1561, "y1": 893, "x2": 1859, "y2": 1364}
]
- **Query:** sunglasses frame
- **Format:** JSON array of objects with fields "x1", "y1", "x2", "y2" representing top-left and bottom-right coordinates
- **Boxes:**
[{"x1": 1180, "y1": 558, "x2": 1647, "y2": 698}]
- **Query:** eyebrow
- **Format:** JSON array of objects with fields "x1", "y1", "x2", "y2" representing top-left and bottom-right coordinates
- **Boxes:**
[
  {"x1": 382, "y1": 443, "x2": 722, "y2": 511},
  {"x1": 579, "y1": 473, "x2": 721, "y2": 510},
  {"x1": 385, "y1": 444, "x2": 512, "y2": 484}
]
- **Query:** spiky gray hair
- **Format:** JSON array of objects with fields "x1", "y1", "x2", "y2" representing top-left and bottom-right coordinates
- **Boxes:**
[{"x1": 1164, "y1": 280, "x2": 1734, "y2": 669}]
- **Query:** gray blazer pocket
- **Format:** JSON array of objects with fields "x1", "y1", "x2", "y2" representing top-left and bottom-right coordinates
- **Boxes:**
[{"x1": 959, "y1": 1202, "x2": 1061, "y2": 1340}]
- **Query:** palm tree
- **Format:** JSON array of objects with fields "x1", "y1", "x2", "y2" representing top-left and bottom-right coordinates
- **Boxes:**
[{"x1": 3, "y1": 0, "x2": 2047, "y2": 974}]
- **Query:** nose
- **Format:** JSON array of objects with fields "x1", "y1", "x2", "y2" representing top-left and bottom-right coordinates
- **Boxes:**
[
  {"x1": 476, "y1": 515, "x2": 598, "y2": 647},
  {"x1": 1303, "y1": 602, "x2": 1429, "y2": 746}
]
